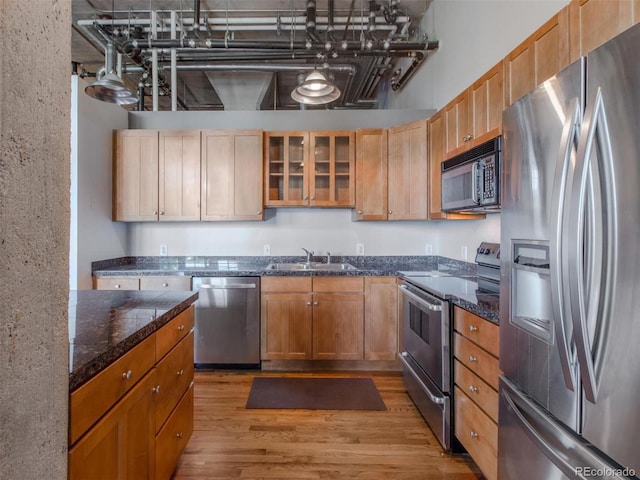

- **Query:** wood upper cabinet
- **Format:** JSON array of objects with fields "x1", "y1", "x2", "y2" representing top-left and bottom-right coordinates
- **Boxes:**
[
  {"x1": 353, "y1": 128, "x2": 388, "y2": 221},
  {"x1": 504, "y1": 6, "x2": 570, "y2": 107},
  {"x1": 569, "y1": 0, "x2": 639, "y2": 61},
  {"x1": 364, "y1": 277, "x2": 398, "y2": 360},
  {"x1": 113, "y1": 130, "x2": 159, "y2": 221},
  {"x1": 113, "y1": 129, "x2": 201, "y2": 222},
  {"x1": 158, "y1": 130, "x2": 201, "y2": 221},
  {"x1": 428, "y1": 111, "x2": 447, "y2": 220},
  {"x1": 470, "y1": 61, "x2": 504, "y2": 145},
  {"x1": 264, "y1": 130, "x2": 355, "y2": 207},
  {"x1": 445, "y1": 90, "x2": 471, "y2": 158},
  {"x1": 201, "y1": 129, "x2": 264, "y2": 221},
  {"x1": 309, "y1": 131, "x2": 355, "y2": 207},
  {"x1": 388, "y1": 119, "x2": 428, "y2": 220}
]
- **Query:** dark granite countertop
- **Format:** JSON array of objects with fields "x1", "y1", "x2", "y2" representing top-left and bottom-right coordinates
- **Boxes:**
[
  {"x1": 69, "y1": 289, "x2": 198, "y2": 391},
  {"x1": 91, "y1": 255, "x2": 498, "y2": 323}
]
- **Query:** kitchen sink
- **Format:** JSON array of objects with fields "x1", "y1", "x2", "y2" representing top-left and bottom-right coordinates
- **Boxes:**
[{"x1": 265, "y1": 262, "x2": 358, "y2": 272}]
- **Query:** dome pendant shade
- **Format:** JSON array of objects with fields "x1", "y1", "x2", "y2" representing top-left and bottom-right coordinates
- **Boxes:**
[
  {"x1": 85, "y1": 72, "x2": 138, "y2": 105},
  {"x1": 291, "y1": 70, "x2": 341, "y2": 105},
  {"x1": 84, "y1": 43, "x2": 138, "y2": 105}
]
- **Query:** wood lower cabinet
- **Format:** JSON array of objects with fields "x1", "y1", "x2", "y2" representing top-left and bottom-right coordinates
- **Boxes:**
[
  {"x1": 504, "y1": 7, "x2": 570, "y2": 107},
  {"x1": 201, "y1": 129, "x2": 264, "y2": 221},
  {"x1": 94, "y1": 275, "x2": 191, "y2": 291},
  {"x1": 388, "y1": 120, "x2": 428, "y2": 220},
  {"x1": 69, "y1": 305, "x2": 195, "y2": 480},
  {"x1": 353, "y1": 128, "x2": 388, "y2": 221},
  {"x1": 453, "y1": 307, "x2": 500, "y2": 480},
  {"x1": 364, "y1": 277, "x2": 398, "y2": 360},
  {"x1": 261, "y1": 276, "x2": 365, "y2": 361},
  {"x1": 69, "y1": 371, "x2": 157, "y2": 480}
]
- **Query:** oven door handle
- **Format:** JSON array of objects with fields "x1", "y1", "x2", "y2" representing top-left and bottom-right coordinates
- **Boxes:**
[
  {"x1": 398, "y1": 352, "x2": 445, "y2": 405},
  {"x1": 399, "y1": 285, "x2": 442, "y2": 311}
]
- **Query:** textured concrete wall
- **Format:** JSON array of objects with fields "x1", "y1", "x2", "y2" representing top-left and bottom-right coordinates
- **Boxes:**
[{"x1": 0, "y1": 1, "x2": 71, "y2": 479}]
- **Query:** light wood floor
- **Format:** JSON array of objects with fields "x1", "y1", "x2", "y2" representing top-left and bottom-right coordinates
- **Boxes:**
[{"x1": 173, "y1": 371, "x2": 483, "y2": 480}]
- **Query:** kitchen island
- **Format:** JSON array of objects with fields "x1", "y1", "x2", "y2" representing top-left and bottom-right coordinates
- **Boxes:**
[{"x1": 68, "y1": 289, "x2": 198, "y2": 480}]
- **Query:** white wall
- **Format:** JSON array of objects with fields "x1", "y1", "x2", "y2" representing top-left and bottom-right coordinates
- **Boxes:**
[
  {"x1": 71, "y1": 76, "x2": 128, "y2": 288},
  {"x1": 388, "y1": 0, "x2": 570, "y2": 110},
  {"x1": 128, "y1": 209, "x2": 500, "y2": 260}
]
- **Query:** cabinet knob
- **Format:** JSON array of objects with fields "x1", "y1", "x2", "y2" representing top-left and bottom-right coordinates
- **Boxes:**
[
  {"x1": 176, "y1": 432, "x2": 184, "y2": 439},
  {"x1": 469, "y1": 385, "x2": 478, "y2": 393},
  {"x1": 313, "y1": 301, "x2": 319, "y2": 306},
  {"x1": 470, "y1": 431, "x2": 479, "y2": 439},
  {"x1": 303, "y1": 195, "x2": 309, "y2": 200},
  {"x1": 463, "y1": 134, "x2": 474, "y2": 142},
  {"x1": 152, "y1": 385, "x2": 161, "y2": 394},
  {"x1": 160, "y1": 211, "x2": 165, "y2": 215},
  {"x1": 306, "y1": 301, "x2": 311, "y2": 306},
  {"x1": 177, "y1": 325, "x2": 185, "y2": 332},
  {"x1": 162, "y1": 283, "x2": 169, "y2": 287},
  {"x1": 388, "y1": 210, "x2": 392, "y2": 214},
  {"x1": 357, "y1": 210, "x2": 363, "y2": 214},
  {"x1": 153, "y1": 211, "x2": 158, "y2": 215},
  {"x1": 177, "y1": 369, "x2": 185, "y2": 377},
  {"x1": 468, "y1": 355, "x2": 477, "y2": 363},
  {"x1": 122, "y1": 370, "x2": 133, "y2": 380},
  {"x1": 310, "y1": 196, "x2": 315, "y2": 200},
  {"x1": 114, "y1": 284, "x2": 120, "y2": 289},
  {"x1": 257, "y1": 211, "x2": 262, "y2": 215},
  {"x1": 469, "y1": 325, "x2": 478, "y2": 332}
]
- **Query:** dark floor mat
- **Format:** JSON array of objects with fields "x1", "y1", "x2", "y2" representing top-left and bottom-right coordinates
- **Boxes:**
[{"x1": 245, "y1": 377, "x2": 387, "y2": 411}]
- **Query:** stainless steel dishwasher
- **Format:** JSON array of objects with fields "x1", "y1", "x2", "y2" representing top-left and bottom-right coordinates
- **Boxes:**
[{"x1": 192, "y1": 277, "x2": 260, "y2": 369}]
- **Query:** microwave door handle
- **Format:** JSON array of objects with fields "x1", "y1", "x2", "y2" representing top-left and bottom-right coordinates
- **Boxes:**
[{"x1": 471, "y1": 161, "x2": 480, "y2": 204}]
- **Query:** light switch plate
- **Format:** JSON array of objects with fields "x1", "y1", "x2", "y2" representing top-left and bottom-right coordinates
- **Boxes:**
[
  {"x1": 425, "y1": 244, "x2": 433, "y2": 255},
  {"x1": 356, "y1": 243, "x2": 365, "y2": 256},
  {"x1": 160, "y1": 244, "x2": 168, "y2": 256},
  {"x1": 263, "y1": 244, "x2": 271, "y2": 256}
]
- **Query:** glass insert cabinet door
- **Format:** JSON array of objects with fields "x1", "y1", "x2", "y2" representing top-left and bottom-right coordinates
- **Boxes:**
[
  {"x1": 264, "y1": 131, "x2": 355, "y2": 207},
  {"x1": 309, "y1": 131, "x2": 355, "y2": 207},
  {"x1": 264, "y1": 131, "x2": 309, "y2": 206}
]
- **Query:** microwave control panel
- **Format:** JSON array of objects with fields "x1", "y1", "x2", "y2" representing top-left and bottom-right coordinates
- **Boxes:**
[{"x1": 479, "y1": 156, "x2": 497, "y2": 203}]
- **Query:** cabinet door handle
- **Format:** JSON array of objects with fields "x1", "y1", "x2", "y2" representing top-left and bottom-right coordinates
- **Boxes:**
[
  {"x1": 468, "y1": 355, "x2": 477, "y2": 363},
  {"x1": 177, "y1": 325, "x2": 185, "y2": 332},
  {"x1": 388, "y1": 210, "x2": 393, "y2": 215},
  {"x1": 176, "y1": 432, "x2": 184, "y2": 439},
  {"x1": 153, "y1": 211, "x2": 158, "y2": 215},
  {"x1": 306, "y1": 301, "x2": 312, "y2": 306},
  {"x1": 357, "y1": 210, "x2": 363, "y2": 214},
  {"x1": 162, "y1": 283, "x2": 169, "y2": 287},
  {"x1": 303, "y1": 195, "x2": 309, "y2": 200},
  {"x1": 469, "y1": 325, "x2": 478, "y2": 332},
  {"x1": 470, "y1": 431, "x2": 479, "y2": 439},
  {"x1": 313, "y1": 301, "x2": 319, "y2": 306},
  {"x1": 152, "y1": 385, "x2": 161, "y2": 394},
  {"x1": 160, "y1": 211, "x2": 165, "y2": 215},
  {"x1": 177, "y1": 369, "x2": 185, "y2": 377},
  {"x1": 122, "y1": 370, "x2": 133, "y2": 380},
  {"x1": 114, "y1": 284, "x2": 121, "y2": 289},
  {"x1": 469, "y1": 385, "x2": 478, "y2": 393},
  {"x1": 463, "y1": 134, "x2": 474, "y2": 142},
  {"x1": 256, "y1": 211, "x2": 262, "y2": 215}
]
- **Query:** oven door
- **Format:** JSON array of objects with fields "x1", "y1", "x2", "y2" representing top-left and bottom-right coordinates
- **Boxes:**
[
  {"x1": 399, "y1": 283, "x2": 450, "y2": 392},
  {"x1": 441, "y1": 160, "x2": 478, "y2": 212}
]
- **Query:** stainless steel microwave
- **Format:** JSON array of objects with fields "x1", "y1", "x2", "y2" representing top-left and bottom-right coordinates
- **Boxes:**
[{"x1": 441, "y1": 136, "x2": 501, "y2": 213}]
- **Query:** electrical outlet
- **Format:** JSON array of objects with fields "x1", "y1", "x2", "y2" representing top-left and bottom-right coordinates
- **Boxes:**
[
  {"x1": 160, "y1": 244, "x2": 168, "y2": 256},
  {"x1": 461, "y1": 245, "x2": 468, "y2": 260},
  {"x1": 356, "y1": 243, "x2": 365, "y2": 256},
  {"x1": 425, "y1": 244, "x2": 433, "y2": 255},
  {"x1": 263, "y1": 244, "x2": 271, "y2": 256}
]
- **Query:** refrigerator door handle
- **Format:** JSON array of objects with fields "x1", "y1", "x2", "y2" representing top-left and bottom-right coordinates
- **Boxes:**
[
  {"x1": 501, "y1": 377, "x2": 631, "y2": 480},
  {"x1": 550, "y1": 97, "x2": 581, "y2": 391},
  {"x1": 569, "y1": 87, "x2": 617, "y2": 403}
]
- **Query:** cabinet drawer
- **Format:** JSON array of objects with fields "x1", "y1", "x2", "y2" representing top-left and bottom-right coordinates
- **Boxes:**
[
  {"x1": 70, "y1": 333, "x2": 156, "y2": 445},
  {"x1": 454, "y1": 307, "x2": 499, "y2": 357},
  {"x1": 93, "y1": 276, "x2": 139, "y2": 290},
  {"x1": 154, "y1": 331, "x2": 194, "y2": 432},
  {"x1": 455, "y1": 386, "x2": 498, "y2": 480},
  {"x1": 312, "y1": 276, "x2": 364, "y2": 293},
  {"x1": 262, "y1": 276, "x2": 312, "y2": 293},
  {"x1": 140, "y1": 276, "x2": 191, "y2": 291},
  {"x1": 156, "y1": 384, "x2": 194, "y2": 480},
  {"x1": 454, "y1": 333, "x2": 501, "y2": 390},
  {"x1": 454, "y1": 360, "x2": 499, "y2": 422},
  {"x1": 156, "y1": 306, "x2": 194, "y2": 361}
]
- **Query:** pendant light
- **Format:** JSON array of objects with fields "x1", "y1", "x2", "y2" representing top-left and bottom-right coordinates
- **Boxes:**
[
  {"x1": 291, "y1": 70, "x2": 341, "y2": 105},
  {"x1": 84, "y1": 0, "x2": 137, "y2": 105}
]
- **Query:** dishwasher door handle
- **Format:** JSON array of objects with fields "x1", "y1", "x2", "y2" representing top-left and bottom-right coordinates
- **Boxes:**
[{"x1": 199, "y1": 283, "x2": 257, "y2": 289}]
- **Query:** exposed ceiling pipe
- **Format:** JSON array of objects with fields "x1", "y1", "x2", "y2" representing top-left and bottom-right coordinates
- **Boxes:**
[
  {"x1": 124, "y1": 63, "x2": 357, "y2": 75},
  {"x1": 306, "y1": 0, "x2": 320, "y2": 42},
  {"x1": 390, "y1": 51, "x2": 425, "y2": 91},
  {"x1": 327, "y1": 0, "x2": 335, "y2": 40}
]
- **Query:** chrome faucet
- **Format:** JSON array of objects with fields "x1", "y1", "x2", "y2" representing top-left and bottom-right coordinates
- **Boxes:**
[
  {"x1": 327, "y1": 251, "x2": 332, "y2": 264},
  {"x1": 302, "y1": 248, "x2": 314, "y2": 264}
]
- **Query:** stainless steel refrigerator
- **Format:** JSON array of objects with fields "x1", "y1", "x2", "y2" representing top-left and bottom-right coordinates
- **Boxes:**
[{"x1": 499, "y1": 22, "x2": 640, "y2": 480}]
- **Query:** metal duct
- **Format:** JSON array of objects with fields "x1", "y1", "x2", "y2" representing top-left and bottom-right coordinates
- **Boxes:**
[
  {"x1": 306, "y1": 0, "x2": 319, "y2": 41},
  {"x1": 205, "y1": 71, "x2": 273, "y2": 110}
]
